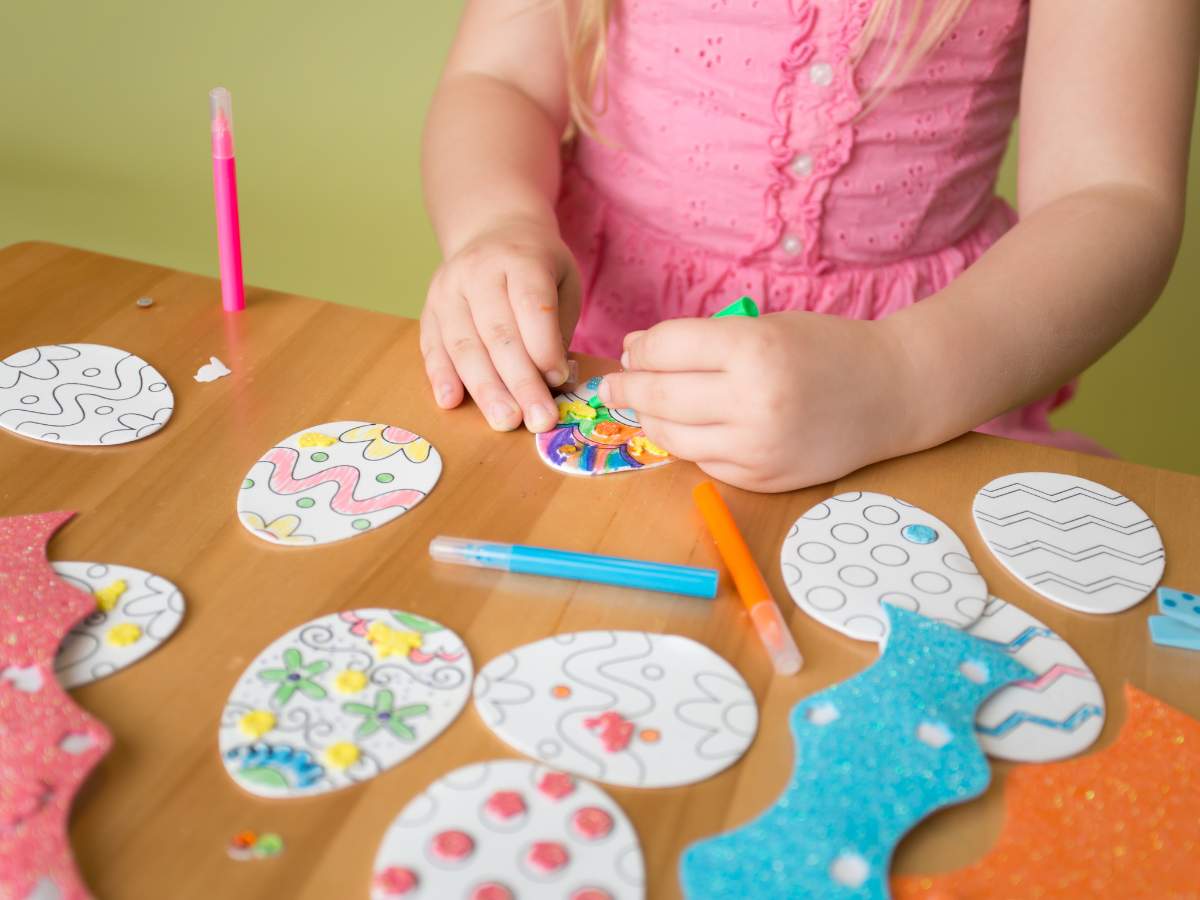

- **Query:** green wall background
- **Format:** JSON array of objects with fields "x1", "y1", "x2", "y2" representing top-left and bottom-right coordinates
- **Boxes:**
[{"x1": 1, "y1": 2, "x2": 1196, "y2": 474}]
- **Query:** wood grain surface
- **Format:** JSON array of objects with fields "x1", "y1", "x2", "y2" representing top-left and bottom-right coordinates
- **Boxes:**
[{"x1": 2, "y1": 241, "x2": 1197, "y2": 899}]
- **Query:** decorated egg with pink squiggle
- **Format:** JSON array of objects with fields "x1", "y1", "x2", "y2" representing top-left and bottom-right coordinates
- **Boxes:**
[{"x1": 236, "y1": 421, "x2": 442, "y2": 546}]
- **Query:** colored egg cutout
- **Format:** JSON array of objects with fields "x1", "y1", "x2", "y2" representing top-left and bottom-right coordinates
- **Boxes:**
[
  {"x1": 52, "y1": 562, "x2": 186, "y2": 688},
  {"x1": 0, "y1": 343, "x2": 173, "y2": 446},
  {"x1": 371, "y1": 760, "x2": 644, "y2": 900},
  {"x1": 218, "y1": 608, "x2": 471, "y2": 798},
  {"x1": 972, "y1": 472, "x2": 1165, "y2": 614},
  {"x1": 474, "y1": 631, "x2": 757, "y2": 788},
  {"x1": 780, "y1": 491, "x2": 988, "y2": 642},
  {"x1": 237, "y1": 421, "x2": 442, "y2": 546}
]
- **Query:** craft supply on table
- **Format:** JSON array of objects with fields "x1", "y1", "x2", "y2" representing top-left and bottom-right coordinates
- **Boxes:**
[
  {"x1": 536, "y1": 375, "x2": 674, "y2": 476},
  {"x1": 711, "y1": 296, "x2": 760, "y2": 319},
  {"x1": 680, "y1": 604, "x2": 1031, "y2": 899},
  {"x1": 210, "y1": 86, "x2": 245, "y2": 313},
  {"x1": 0, "y1": 343, "x2": 174, "y2": 446},
  {"x1": 430, "y1": 536, "x2": 718, "y2": 599},
  {"x1": 967, "y1": 596, "x2": 1104, "y2": 761},
  {"x1": 1148, "y1": 615, "x2": 1200, "y2": 651},
  {"x1": 227, "y1": 830, "x2": 284, "y2": 861},
  {"x1": 218, "y1": 609, "x2": 471, "y2": 798},
  {"x1": 474, "y1": 631, "x2": 757, "y2": 788},
  {"x1": 0, "y1": 512, "x2": 112, "y2": 900},
  {"x1": 1156, "y1": 585, "x2": 1200, "y2": 627},
  {"x1": 135, "y1": 296, "x2": 154, "y2": 308},
  {"x1": 692, "y1": 481, "x2": 802, "y2": 675},
  {"x1": 371, "y1": 760, "x2": 645, "y2": 899},
  {"x1": 972, "y1": 472, "x2": 1165, "y2": 614},
  {"x1": 194, "y1": 356, "x2": 232, "y2": 383},
  {"x1": 51, "y1": 562, "x2": 186, "y2": 689},
  {"x1": 238, "y1": 421, "x2": 442, "y2": 546},
  {"x1": 892, "y1": 685, "x2": 1200, "y2": 899},
  {"x1": 780, "y1": 491, "x2": 988, "y2": 643}
]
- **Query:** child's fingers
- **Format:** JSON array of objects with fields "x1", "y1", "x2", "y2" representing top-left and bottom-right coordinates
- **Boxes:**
[
  {"x1": 636, "y1": 412, "x2": 732, "y2": 462},
  {"x1": 622, "y1": 319, "x2": 731, "y2": 372},
  {"x1": 419, "y1": 310, "x2": 465, "y2": 409},
  {"x1": 506, "y1": 262, "x2": 569, "y2": 386},
  {"x1": 434, "y1": 294, "x2": 523, "y2": 431},
  {"x1": 597, "y1": 371, "x2": 726, "y2": 425},
  {"x1": 467, "y1": 276, "x2": 559, "y2": 433}
]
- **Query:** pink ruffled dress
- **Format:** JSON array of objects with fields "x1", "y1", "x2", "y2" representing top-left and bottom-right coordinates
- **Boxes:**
[{"x1": 557, "y1": 0, "x2": 1104, "y2": 453}]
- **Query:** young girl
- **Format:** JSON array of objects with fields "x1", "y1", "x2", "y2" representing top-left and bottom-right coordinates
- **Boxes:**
[{"x1": 419, "y1": 1, "x2": 1197, "y2": 492}]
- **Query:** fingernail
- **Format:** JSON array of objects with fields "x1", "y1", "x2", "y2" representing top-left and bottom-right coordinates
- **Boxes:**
[
  {"x1": 436, "y1": 385, "x2": 455, "y2": 408},
  {"x1": 619, "y1": 351, "x2": 630, "y2": 369},
  {"x1": 598, "y1": 379, "x2": 612, "y2": 405},
  {"x1": 488, "y1": 402, "x2": 517, "y2": 429},
  {"x1": 547, "y1": 368, "x2": 567, "y2": 388},
  {"x1": 528, "y1": 402, "x2": 557, "y2": 432}
]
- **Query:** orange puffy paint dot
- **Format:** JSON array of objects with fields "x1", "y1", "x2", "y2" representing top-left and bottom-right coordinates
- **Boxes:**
[
  {"x1": 551, "y1": 684, "x2": 572, "y2": 699},
  {"x1": 892, "y1": 685, "x2": 1200, "y2": 900},
  {"x1": 639, "y1": 729, "x2": 661, "y2": 743},
  {"x1": 593, "y1": 421, "x2": 622, "y2": 438},
  {"x1": 231, "y1": 830, "x2": 257, "y2": 849}
]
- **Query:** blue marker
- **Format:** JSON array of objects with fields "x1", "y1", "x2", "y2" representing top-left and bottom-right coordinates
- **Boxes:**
[{"x1": 429, "y1": 536, "x2": 718, "y2": 599}]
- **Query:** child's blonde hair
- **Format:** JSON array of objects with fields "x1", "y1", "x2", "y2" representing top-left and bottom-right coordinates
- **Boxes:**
[{"x1": 562, "y1": 0, "x2": 973, "y2": 135}]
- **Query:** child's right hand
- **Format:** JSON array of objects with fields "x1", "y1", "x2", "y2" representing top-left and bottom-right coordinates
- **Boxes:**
[{"x1": 420, "y1": 218, "x2": 581, "y2": 432}]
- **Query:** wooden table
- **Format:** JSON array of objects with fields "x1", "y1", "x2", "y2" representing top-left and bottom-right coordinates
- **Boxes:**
[{"x1": 2, "y1": 240, "x2": 1197, "y2": 899}]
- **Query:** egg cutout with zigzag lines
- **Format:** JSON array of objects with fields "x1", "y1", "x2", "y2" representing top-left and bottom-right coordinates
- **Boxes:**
[{"x1": 237, "y1": 421, "x2": 442, "y2": 546}]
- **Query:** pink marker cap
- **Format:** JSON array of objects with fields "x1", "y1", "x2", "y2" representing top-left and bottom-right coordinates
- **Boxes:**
[{"x1": 209, "y1": 87, "x2": 235, "y2": 158}]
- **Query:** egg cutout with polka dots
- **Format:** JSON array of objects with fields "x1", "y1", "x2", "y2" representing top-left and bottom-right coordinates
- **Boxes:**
[
  {"x1": 371, "y1": 760, "x2": 645, "y2": 900},
  {"x1": 780, "y1": 491, "x2": 988, "y2": 643},
  {"x1": 237, "y1": 421, "x2": 442, "y2": 547}
]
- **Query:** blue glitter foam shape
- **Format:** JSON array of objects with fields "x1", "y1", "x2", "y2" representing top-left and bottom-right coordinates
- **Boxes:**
[{"x1": 680, "y1": 605, "x2": 1032, "y2": 899}]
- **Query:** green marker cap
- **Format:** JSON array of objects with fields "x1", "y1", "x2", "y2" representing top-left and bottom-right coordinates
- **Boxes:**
[{"x1": 712, "y1": 296, "x2": 760, "y2": 319}]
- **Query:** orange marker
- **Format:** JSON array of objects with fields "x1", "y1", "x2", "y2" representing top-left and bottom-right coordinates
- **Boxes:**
[{"x1": 693, "y1": 480, "x2": 803, "y2": 676}]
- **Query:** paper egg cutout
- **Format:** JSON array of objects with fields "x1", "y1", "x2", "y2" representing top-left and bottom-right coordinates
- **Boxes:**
[
  {"x1": 0, "y1": 343, "x2": 174, "y2": 446},
  {"x1": 536, "y1": 376, "x2": 674, "y2": 476},
  {"x1": 780, "y1": 491, "x2": 989, "y2": 643},
  {"x1": 371, "y1": 760, "x2": 645, "y2": 900},
  {"x1": 52, "y1": 562, "x2": 186, "y2": 689},
  {"x1": 969, "y1": 597, "x2": 1105, "y2": 762},
  {"x1": 218, "y1": 609, "x2": 471, "y2": 798},
  {"x1": 237, "y1": 421, "x2": 442, "y2": 546},
  {"x1": 474, "y1": 631, "x2": 758, "y2": 788},
  {"x1": 972, "y1": 472, "x2": 1165, "y2": 614}
]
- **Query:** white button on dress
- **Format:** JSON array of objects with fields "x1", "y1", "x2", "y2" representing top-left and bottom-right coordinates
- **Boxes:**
[
  {"x1": 809, "y1": 62, "x2": 834, "y2": 86},
  {"x1": 789, "y1": 154, "x2": 813, "y2": 177},
  {"x1": 781, "y1": 235, "x2": 803, "y2": 255}
]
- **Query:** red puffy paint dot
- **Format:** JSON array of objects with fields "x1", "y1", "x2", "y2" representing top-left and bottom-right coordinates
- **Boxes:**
[
  {"x1": 431, "y1": 829, "x2": 475, "y2": 862},
  {"x1": 485, "y1": 790, "x2": 526, "y2": 821},
  {"x1": 571, "y1": 806, "x2": 614, "y2": 840},
  {"x1": 373, "y1": 866, "x2": 419, "y2": 895},
  {"x1": 570, "y1": 889, "x2": 614, "y2": 900},
  {"x1": 469, "y1": 883, "x2": 514, "y2": 900},
  {"x1": 537, "y1": 771, "x2": 576, "y2": 800},
  {"x1": 526, "y1": 840, "x2": 570, "y2": 873}
]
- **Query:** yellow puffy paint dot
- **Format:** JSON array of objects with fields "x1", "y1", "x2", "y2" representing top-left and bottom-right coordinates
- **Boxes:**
[
  {"x1": 559, "y1": 399, "x2": 596, "y2": 423},
  {"x1": 298, "y1": 432, "x2": 337, "y2": 448},
  {"x1": 105, "y1": 623, "x2": 142, "y2": 647},
  {"x1": 93, "y1": 579, "x2": 128, "y2": 613},
  {"x1": 629, "y1": 435, "x2": 669, "y2": 457},
  {"x1": 239, "y1": 709, "x2": 277, "y2": 739},
  {"x1": 334, "y1": 670, "x2": 368, "y2": 694},
  {"x1": 367, "y1": 622, "x2": 423, "y2": 659},
  {"x1": 324, "y1": 741, "x2": 360, "y2": 770}
]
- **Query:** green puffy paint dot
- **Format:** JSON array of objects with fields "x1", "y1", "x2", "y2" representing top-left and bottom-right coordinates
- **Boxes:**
[
  {"x1": 242, "y1": 479, "x2": 254, "y2": 490},
  {"x1": 352, "y1": 518, "x2": 371, "y2": 531},
  {"x1": 310, "y1": 451, "x2": 329, "y2": 463},
  {"x1": 297, "y1": 497, "x2": 316, "y2": 509},
  {"x1": 376, "y1": 473, "x2": 394, "y2": 484},
  {"x1": 238, "y1": 767, "x2": 288, "y2": 789}
]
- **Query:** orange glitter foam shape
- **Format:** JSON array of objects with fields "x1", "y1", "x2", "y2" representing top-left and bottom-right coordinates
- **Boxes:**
[{"x1": 893, "y1": 684, "x2": 1200, "y2": 900}]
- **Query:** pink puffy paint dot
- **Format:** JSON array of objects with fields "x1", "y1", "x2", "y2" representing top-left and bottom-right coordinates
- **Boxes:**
[
  {"x1": 373, "y1": 866, "x2": 419, "y2": 895},
  {"x1": 469, "y1": 884, "x2": 514, "y2": 900},
  {"x1": 431, "y1": 829, "x2": 475, "y2": 862},
  {"x1": 485, "y1": 790, "x2": 526, "y2": 821},
  {"x1": 571, "y1": 806, "x2": 614, "y2": 841},
  {"x1": 527, "y1": 840, "x2": 570, "y2": 873},
  {"x1": 571, "y1": 890, "x2": 614, "y2": 900},
  {"x1": 537, "y1": 771, "x2": 576, "y2": 800}
]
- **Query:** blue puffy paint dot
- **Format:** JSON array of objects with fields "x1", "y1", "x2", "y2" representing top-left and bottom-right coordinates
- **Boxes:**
[
  {"x1": 586, "y1": 375, "x2": 603, "y2": 390},
  {"x1": 1164, "y1": 598, "x2": 1178, "y2": 607},
  {"x1": 902, "y1": 524, "x2": 938, "y2": 544}
]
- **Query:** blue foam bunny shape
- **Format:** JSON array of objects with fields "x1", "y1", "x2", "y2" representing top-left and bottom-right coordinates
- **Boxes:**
[{"x1": 680, "y1": 604, "x2": 1032, "y2": 899}]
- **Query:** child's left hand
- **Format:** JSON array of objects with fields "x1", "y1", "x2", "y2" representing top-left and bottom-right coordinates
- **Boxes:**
[{"x1": 598, "y1": 312, "x2": 920, "y2": 492}]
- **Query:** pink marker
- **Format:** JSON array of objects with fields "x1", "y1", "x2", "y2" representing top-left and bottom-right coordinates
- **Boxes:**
[{"x1": 209, "y1": 87, "x2": 245, "y2": 312}]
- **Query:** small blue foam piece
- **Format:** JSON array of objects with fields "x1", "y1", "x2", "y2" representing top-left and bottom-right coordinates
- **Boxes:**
[
  {"x1": 1157, "y1": 586, "x2": 1200, "y2": 629},
  {"x1": 1149, "y1": 614, "x2": 1200, "y2": 652},
  {"x1": 679, "y1": 605, "x2": 1032, "y2": 900}
]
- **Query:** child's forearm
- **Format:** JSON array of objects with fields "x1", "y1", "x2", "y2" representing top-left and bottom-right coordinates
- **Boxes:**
[
  {"x1": 885, "y1": 183, "x2": 1183, "y2": 451},
  {"x1": 422, "y1": 73, "x2": 566, "y2": 257}
]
